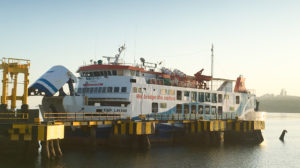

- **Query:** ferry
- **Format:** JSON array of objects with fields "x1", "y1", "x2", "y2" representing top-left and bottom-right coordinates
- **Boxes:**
[{"x1": 29, "y1": 45, "x2": 262, "y2": 124}]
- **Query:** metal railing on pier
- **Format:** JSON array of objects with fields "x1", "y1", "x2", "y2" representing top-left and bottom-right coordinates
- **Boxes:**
[{"x1": 0, "y1": 113, "x2": 28, "y2": 120}]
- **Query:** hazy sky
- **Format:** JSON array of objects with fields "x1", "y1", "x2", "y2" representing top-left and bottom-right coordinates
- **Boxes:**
[{"x1": 1, "y1": 0, "x2": 300, "y2": 98}]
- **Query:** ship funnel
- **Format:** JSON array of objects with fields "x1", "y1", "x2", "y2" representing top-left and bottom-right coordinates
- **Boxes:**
[{"x1": 234, "y1": 75, "x2": 248, "y2": 93}]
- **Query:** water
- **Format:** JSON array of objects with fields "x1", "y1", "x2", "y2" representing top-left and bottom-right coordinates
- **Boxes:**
[{"x1": 1, "y1": 112, "x2": 300, "y2": 168}]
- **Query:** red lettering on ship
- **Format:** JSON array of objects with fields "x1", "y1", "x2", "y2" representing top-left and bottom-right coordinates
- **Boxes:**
[
  {"x1": 136, "y1": 94, "x2": 175, "y2": 101},
  {"x1": 136, "y1": 94, "x2": 143, "y2": 99},
  {"x1": 164, "y1": 96, "x2": 176, "y2": 101},
  {"x1": 144, "y1": 95, "x2": 156, "y2": 100},
  {"x1": 157, "y1": 96, "x2": 164, "y2": 100}
]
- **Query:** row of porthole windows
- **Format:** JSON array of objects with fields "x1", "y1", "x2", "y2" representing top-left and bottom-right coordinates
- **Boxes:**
[
  {"x1": 151, "y1": 103, "x2": 167, "y2": 113},
  {"x1": 151, "y1": 103, "x2": 223, "y2": 114},
  {"x1": 160, "y1": 89, "x2": 175, "y2": 95},
  {"x1": 81, "y1": 70, "x2": 124, "y2": 77},
  {"x1": 132, "y1": 87, "x2": 146, "y2": 93},
  {"x1": 176, "y1": 91, "x2": 240, "y2": 104},
  {"x1": 81, "y1": 70, "x2": 144, "y2": 78},
  {"x1": 77, "y1": 87, "x2": 127, "y2": 94},
  {"x1": 176, "y1": 104, "x2": 223, "y2": 114}
]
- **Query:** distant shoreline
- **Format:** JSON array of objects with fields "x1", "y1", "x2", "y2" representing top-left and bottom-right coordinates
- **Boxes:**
[
  {"x1": 258, "y1": 95, "x2": 300, "y2": 113},
  {"x1": 263, "y1": 111, "x2": 300, "y2": 113}
]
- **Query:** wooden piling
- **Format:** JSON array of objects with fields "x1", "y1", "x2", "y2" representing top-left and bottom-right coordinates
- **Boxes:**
[{"x1": 55, "y1": 139, "x2": 63, "y2": 157}]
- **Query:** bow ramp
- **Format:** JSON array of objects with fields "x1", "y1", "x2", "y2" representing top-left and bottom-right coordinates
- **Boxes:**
[{"x1": 29, "y1": 65, "x2": 77, "y2": 96}]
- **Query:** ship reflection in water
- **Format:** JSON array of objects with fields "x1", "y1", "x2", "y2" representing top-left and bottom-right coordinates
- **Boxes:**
[{"x1": 0, "y1": 112, "x2": 298, "y2": 168}]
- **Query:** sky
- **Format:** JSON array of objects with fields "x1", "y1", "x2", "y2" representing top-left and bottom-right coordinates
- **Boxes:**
[{"x1": 1, "y1": 0, "x2": 300, "y2": 105}]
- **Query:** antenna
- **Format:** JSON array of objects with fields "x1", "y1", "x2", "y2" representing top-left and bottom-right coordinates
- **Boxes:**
[
  {"x1": 103, "y1": 44, "x2": 126, "y2": 65},
  {"x1": 134, "y1": 38, "x2": 137, "y2": 65},
  {"x1": 134, "y1": 25, "x2": 138, "y2": 65},
  {"x1": 113, "y1": 44, "x2": 126, "y2": 65},
  {"x1": 211, "y1": 44, "x2": 214, "y2": 90},
  {"x1": 94, "y1": 39, "x2": 97, "y2": 61}
]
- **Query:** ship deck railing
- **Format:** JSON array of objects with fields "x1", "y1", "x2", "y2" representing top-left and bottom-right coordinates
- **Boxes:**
[
  {"x1": 145, "y1": 113, "x2": 238, "y2": 121},
  {"x1": 42, "y1": 112, "x2": 239, "y2": 122},
  {"x1": 43, "y1": 112, "x2": 124, "y2": 122}
]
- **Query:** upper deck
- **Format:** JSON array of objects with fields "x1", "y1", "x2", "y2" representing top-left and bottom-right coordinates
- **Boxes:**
[
  {"x1": 74, "y1": 45, "x2": 251, "y2": 101},
  {"x1": 76, "y1": 61, "x2": 215, "y2": 90}
]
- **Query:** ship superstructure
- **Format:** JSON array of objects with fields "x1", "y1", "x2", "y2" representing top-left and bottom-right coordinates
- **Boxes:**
[{"x1": 32, "y1": 46, "x2": 260, "y2": 121}]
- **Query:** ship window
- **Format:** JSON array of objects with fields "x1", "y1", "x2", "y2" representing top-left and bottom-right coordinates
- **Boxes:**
[
  {"x1": 100, "y1": 71, "x2": 104, "y2": 76},
  {"x1": 198, "y1": 92, "x2": 205, "y2": 102},
  {"x1": 94, "y1": 87, "x2": 98, "y2": 93},
  {"x1": 130, "y1": 70, "x2": 135, "y2": 76},
  {"x1": 191, "y1": 104, "x2": 196, "y2": 114},
  {"x1": 94, "y1": 72, "x2": 100, "y2": 76},
  {"x1": 160, "y1": 89, "x2": 166, "y2": 95},
  {"x1": 152, "y1": 103, "x2": 158, "y2": 113},
  {"x1": 218, "y1": 94, "x2": 223, "y2": 103},
  {"x1": 117, "y1": 70, "x2": 124, "y2": 76},
  {"x1": 112, "y1": 70, "x2": 117, "y2": 76},
  {"x1": 98, "y1": 87, "x2": 102, "y2": 93},
  {"x1": 218, "y1": 106, "x2": 223, "y2": 115},
  {"x1": 107, "y1": 87, "x2": 113, "y2": 93},
  {"x1": 212, "y1": 93, "x2": 217, "y2": 103},
  {"x1": 198, "y1": 105, "x2": 203, "y2": 114},
  {"x1": 89, "y1": 88, "x2": 94, "y2": 93},
  {"x1": 205, "y1": 106, "x2": 210, "y2": 114},
  {"x1": 77, "y1": 88, "x2": 82, "y2": 93},
  {"x1": 192, "y1": 92, "x2": 197, "y2": 102},
  {"x1": 102, "y1": 87, "x2": 107, "y2": 93},
  {"x1": 212, "y1": 106, "x2": 216, "y2": 115},
  {"x1": 205, "y1": 93, "x2": 211, "y2": 102},
  {"x1": 83, "y1": 88, "x2": 87, "y2": 94},
  {"x1": 138, "y1": 88, "x2": 142, "y2": 93},
  {"x1": 169, "y1": 90, "x2": 175, "y2": 95},
  {"x1": 184, "y1": 91, "x2": 190, "y2": 101},
  {"x1": 136, "y1": 71, "x2": 140, "y2": 76},
  {"x1": 160, "y1": 103, "x2": 167, "y2": 108},
  {"x1": 130, "y1": 79, "x2": 136, "y2": 83},
  {"x1": 114, "y1": 87, "x2": 119, "y2": 93},
  {"x1": 236, "y1": 96, "x2": 240, "y2": 104},
  {"x1": 176, "y1": 91, "x2": 182, "y2": 100},
  {"x1": 132, "y1": 87, "x2": 137, "y2": 93},
  {"x1": 107, "y1": 71, "x2": 112, "y2": 76},
  {"x1": 184, "y1": 104, "x2": 189, "y2": 114},
  {"x1": 103, "y1": 71, "x2": 108, "y2": 77},
  {"x1": 176, "y1": 104, "x2": 182, "y2": 114},
  {"x1": 121, "y1": 87, "x2": 127, "y2": 93},
  {"x1": 224, "y1": 94, "x2": 229, "y2": 100}
]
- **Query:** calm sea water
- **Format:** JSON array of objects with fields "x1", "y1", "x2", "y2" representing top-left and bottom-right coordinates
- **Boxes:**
[{"x1": 1, "y1": 112, "x2": 300, "y2": 168}]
